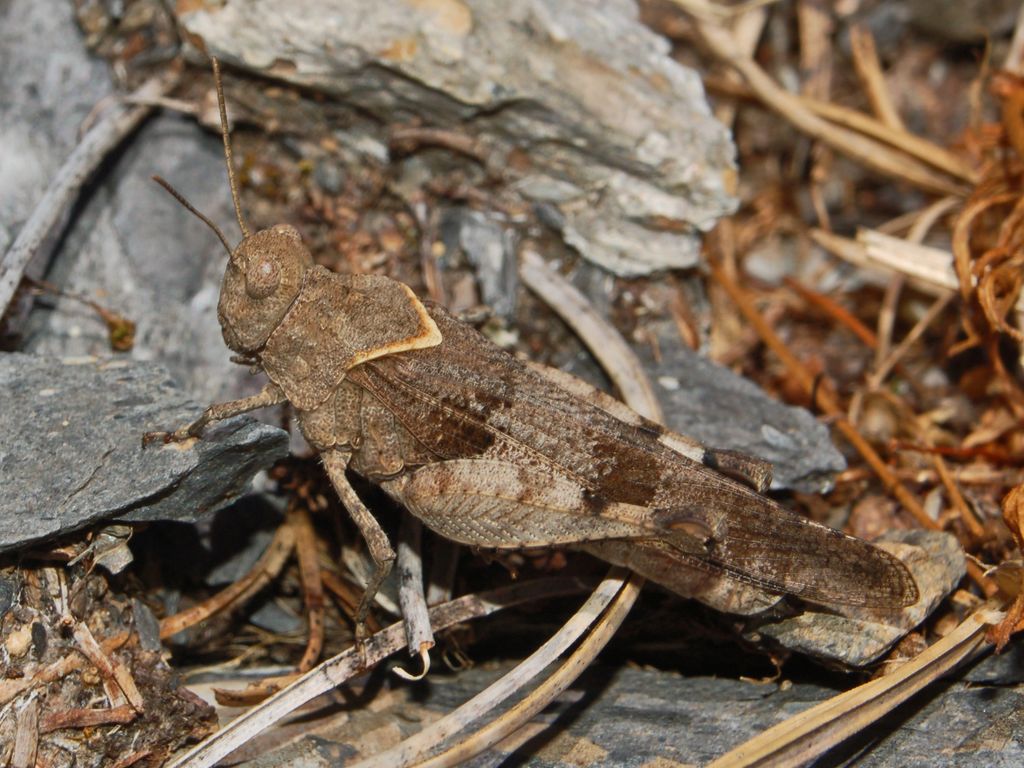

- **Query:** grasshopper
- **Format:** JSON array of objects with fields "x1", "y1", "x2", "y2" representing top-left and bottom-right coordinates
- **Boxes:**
[{"x1": 146, "y1": 60, "x2": 918, "y2": 639}]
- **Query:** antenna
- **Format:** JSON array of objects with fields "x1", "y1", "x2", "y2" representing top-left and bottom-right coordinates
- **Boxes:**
[
  {"x1": 152, "y1": 175, "x2": 234, "y2": 257},
  {"x1": 212, "y1": 57, "x2": 251, "y2": 239}
]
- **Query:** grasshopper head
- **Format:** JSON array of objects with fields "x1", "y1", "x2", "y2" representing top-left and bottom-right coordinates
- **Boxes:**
[
  {"x1": 218, "y1": 224, "x2": 314, "y2": 354},
  {"x1": 153, "y1": 60, "x2": 318, "y2": 355}
]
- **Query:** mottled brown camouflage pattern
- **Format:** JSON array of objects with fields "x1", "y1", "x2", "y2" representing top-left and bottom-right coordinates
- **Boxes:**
[{"x1": 284, "y1": 305, "x2": 917, "y2": 613}]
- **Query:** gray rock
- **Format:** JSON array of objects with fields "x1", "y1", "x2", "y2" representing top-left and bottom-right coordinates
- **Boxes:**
[
  {"x1": 965, "y1": 642, "x2": 1024, "y2": 686},
  {"x1": 175, "y1": 0, "x2": 737, "y2": 276},
  {"x1": 453, "y1": 209, "x2": 518, "y2": 320},
  {"x1": 0, "y1": 0, "x2": 116, "y2": 333},
  {"x1": 566, "y1": 264, "x2": 844, "y2": 493},
  {"x1": 753, "y1": 530, "x2": 966, "y2": 666},
  {"x1": 249, "y1": 599, "x2": 303, "y2": 635},
  {"x1": 906, "y1": 0, "x2": 1019, "y2": 43},
  {"x1": 313, "y1": 157, "x2": 345, "y2": 195},
  {"x1": 23, "y1": 113, "x2": 257, "y2": 405},
  {"x1": 0, "y1": 353, "x2": 289, "y2": 554},
  {"x1": 0, "y1": 576, "x2": 16, "y2": 617},
  {"x1": 234, "y1": 660, "x2": 1020, "y2": 767},
  {"x1": 205, "y1": 527, "x2": 277, "y2": 587},
  {"x1": 0, "y1": 0, "x2": 112, "y2": 236},
  {"x1": 643, "y1": 342, "x2": 846, "y2": 493}
]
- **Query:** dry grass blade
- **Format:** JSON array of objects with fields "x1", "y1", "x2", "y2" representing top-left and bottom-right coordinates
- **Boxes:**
[
  {"x1": 520, "y1": 249, "x2": 662, "y2": 421},
  {"x1": 709, "y1": 260, "x2": 995, "y2": 593},
  {"x1": 688, "y1": 13, "x2": 973, "y2": 194},
  {"x1": 866, "y1": 292, "x2": 955, "y2": 389},
  {"x1": 704, "y1": 76, "x2": 976, "y2": 184},
  {"x1": 347, "y1": 571, "x2": 631, "y2": 768},
  {"x1": 810, "y1": 229, "x2": 961, "y2": 301},
  {"x1": 849, "y1": 24, "x2": 905, "y2": 131},
  {"x1": 707, "y1": 602, "x2": 1003, "y2": 767},
  {"x1": 166, "y1": 579, "x2": 584, "y2": 768},
  {"x1": 413, "y1": 573, "x2": 643, "y2": 768}
]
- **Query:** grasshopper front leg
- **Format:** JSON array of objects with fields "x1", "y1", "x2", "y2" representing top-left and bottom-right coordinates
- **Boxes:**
[
  {"x1": 321, "y1": 449, "x2": 397, "y2": 644},
  {"x1": 143, "y1": 382, "x2": 287, "y2": 445}
]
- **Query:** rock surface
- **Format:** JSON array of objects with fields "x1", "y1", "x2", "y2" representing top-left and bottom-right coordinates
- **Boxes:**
[
  {"x1": 0, "y1": 0, "x2": 112, "y2": 252},
  {"x1": 22, "y1": 113, "x2": 258, "y2": 405},
  {"x1": 641, "y1": 340, "x2": 846, "y2": 493},
  {"x1": 0, "y1": 353, "x2": 288, "y2": 554},
  {"x1": 226, "y1": 654, "x2": 1022, "y2": 767},
  {"x1": 753, "y1": 530, "x2": 966, "y2": 666},
  {"x1": 175, "y1": 0, "x2": 738, "y2": 276}
]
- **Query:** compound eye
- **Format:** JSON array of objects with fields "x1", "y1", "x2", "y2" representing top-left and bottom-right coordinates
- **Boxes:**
[{"x1": 246, "y1": 257, "x2": 281, "y2": 299}]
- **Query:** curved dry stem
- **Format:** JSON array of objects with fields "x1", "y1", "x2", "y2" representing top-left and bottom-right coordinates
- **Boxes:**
[
  {"x1": 396, "y1": 515, "x2": 434, "y2": 672},
  {"x1": 520, "y1": 249, "x2": 662, "y2": 422},
  {"x1": 707, "y1": 602, "x2": 1003, "y2": 767},
  {"x1": 414, "y1": 572, "x2": 644, "y2": 768},
  {"x1": 159, "y1": 524, "x2": 296, "y2": 641},
  {"x1": 348, "y1": 570, "x2": 631, "y2": 768},
  {"x1": 166, "y1": 578, "x2": 584, "y2": 768}
]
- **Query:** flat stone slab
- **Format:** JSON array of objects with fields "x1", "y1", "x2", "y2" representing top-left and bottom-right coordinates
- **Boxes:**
[
  {"x1": 0, "y1": 353, "x2": 289, "y2": 554},
  {"x1": 642, "y1": 340, "x2": 846, "y2": 493},
  {"x1": 752, "y1": 529, "x2": 966, "y2": 666},
  {"x1": 177, "y1": 0, "x2": 737, "y2": 276}
]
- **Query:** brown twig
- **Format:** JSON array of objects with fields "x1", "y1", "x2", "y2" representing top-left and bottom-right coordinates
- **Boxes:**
[
  {"x1": 159, "y1": 524, "x2": 297, "y2": 640},
  {"x1": 73, "y1": 622, "x2": 144, "y2": 712},
  {"x1": 166, "y1": 579, "x2": 585, "y2": 768},
  {"x1": 0, "y1": 632, "x2": 131, "y2": 707},
  {"x1": 39, "y1": 704, "x2": 137, "y2": 734},
  {"x1": 932, "y1": 455, "x2": 987, "y2": 541},
  {"x1": 322, "y1": 570, "x2": 382, "y2": 634},
  {"x1": 783, "y1": 277, "x2": 878, "y2": 349},
  {"x1": 289, "y1": 503, "x2": 326, "y2": 672},
  {"x1": 709, "y1": 261, "x2": 995, "y2": 594}
]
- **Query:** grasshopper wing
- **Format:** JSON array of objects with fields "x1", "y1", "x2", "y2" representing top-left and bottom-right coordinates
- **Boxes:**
[{"x1": 352, "y1": 307, "x2": 918, "y2": 611}]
